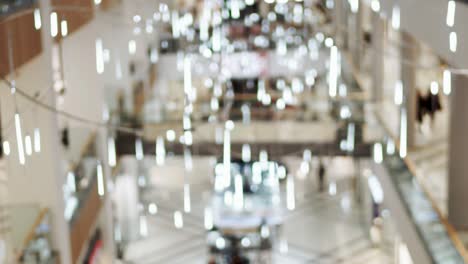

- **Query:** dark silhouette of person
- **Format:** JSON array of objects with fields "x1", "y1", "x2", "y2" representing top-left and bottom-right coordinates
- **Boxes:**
[{"x1": 318, "y1": 160, "x2": 326, "y2": 192}]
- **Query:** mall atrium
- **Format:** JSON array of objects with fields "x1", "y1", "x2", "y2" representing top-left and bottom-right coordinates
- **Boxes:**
[{"x1": 0, "y1": 0, "x2": 468, "y2": 263}]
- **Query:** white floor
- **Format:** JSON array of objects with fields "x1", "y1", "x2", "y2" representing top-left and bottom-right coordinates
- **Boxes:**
[{"x1": 122, "y1": 156, "x2": 393, "y2": 263}]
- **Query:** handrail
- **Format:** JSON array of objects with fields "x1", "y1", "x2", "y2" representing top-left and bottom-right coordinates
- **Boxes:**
[
  {"x1": 70, "y1": 131, "x2": 98, "y2": 173},
  {"x1": 342, "y1": 49, "x2": 468, "y2": 262},
  {"x1": 16, "y1": 207, "x2": 49, "y2": 261}
]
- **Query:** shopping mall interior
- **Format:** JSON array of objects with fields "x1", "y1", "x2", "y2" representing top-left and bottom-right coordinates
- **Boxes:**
[{"x1": 1, "y1": 0, "x2": 468, "y2": 263}]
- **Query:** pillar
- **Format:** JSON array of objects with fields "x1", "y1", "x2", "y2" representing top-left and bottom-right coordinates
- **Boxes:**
[
  {"x1": 448, "y1": 73, "x2": 468, "y2": 229},
  {"x1": 0, "y1": 0, "x2": 73, "y2": 262},
  {"x1": 400, "y1": 32, "x2": 418, "y2": 149},
  {"x1": 352, "y1": 0, "x2": 364, "y2": 69},
  {"x1": 333, "y1": 0, "x2": 346, "y2": 48},
  {"x1": 371, "y1": 11, "x2": 385, "y2": 102}
]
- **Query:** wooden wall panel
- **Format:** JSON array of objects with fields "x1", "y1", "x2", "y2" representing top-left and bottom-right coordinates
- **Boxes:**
[
  {"x1": 0, "y1": 11, "x2": 42, "y2": 77},
  {"x1": 100, "y1": 0, "x2": 121, "y2": 11},
  {"x1": 69, "y1": 177, "x2": 103, "y2": 263},
  {"x1": 52, "y1": 0, "x2": 94, "y2": 39}
]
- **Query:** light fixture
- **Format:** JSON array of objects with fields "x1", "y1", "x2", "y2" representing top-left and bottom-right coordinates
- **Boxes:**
[
  {"x1": 128, "y1": 40, "x2": 137, "y2": 55},
  {"x1": 399, "y1": 109, "x2": 407, "y2": 158},
  {"x1": 233, "y1": 174, "x2": 244, "y2": 211},
  {"x1": 135, "y1": 138, "x2": 144, "y2": 161},
  {"x1": 34, "y1": 9, "x2": 42, "y2": 30},
  {"x1": 2, "y1": 141, "x2": 10, "y2": 156},
  {"x1": 174, "y1": 211, "x2": 183, "y2": 229},
  {"x1": 371, "y1": 0, "x2": 380, "y2": 12},
  {"x1": 449, "y1": 31, "x2": 457, "y2": 53},
  {"x1": 156, "y1": 136, "x2": 166, "y2": 166},
  {"x1": 204, "y1": 207, "x2": 213, "y2": 230},
  {"x1": 14, "y1": 113, "x2": 25, "y2": 165},
  {"x1": 108, "y1": 137, "x2": 117, "y2": 167},
  {"x1": 286, "y1": 175, "x2": 295, "y2": 210},
  {"x1": 329, "y1": 46, "x2": 338, "y2": 97},
  {"x1": 348, "y1": 0, "x2": 359, "y2": 13},
  {"x1": 184, "y1": 184, "x2": 191, "y2": 213},
  {"x1": 50, "y1": 12, "x2": 58, "y2": 37},
  {"x1": 24, "y1": 135, "x2": 32, "y2": 156},
  {"x1": 394, "y1": 80, "x2": 403, "y2": 105},
  {"x1": 446, "y1": 0, "x2": 456, "y2": 27},
  {"x1": 346, "y1": 123, "x2": 355, "y2": 152},
  {"x1": 33, "y1": 128, "x2": 41, "y2": 153},
  {"x1": 148, "y1": 203, "x2": 158, "y2": 215},
  {"x1": 391, "y1": 5, "x2": 400, "y2": 30},
  {"x1": 223, "y1": 124, "x2": 232, "y2": 188},
  {"x1": 61, "y1": 20, "x2": 68, "y2": 37},
  {"x1": 443, "y1": 70, "x2": 452, "y2": 95},
  {"x1": 373, "y1": 143, "x2": 383, "y2": 164},
  {"x1": 95, "y1": 39, "x2": 104, "y2": 74},
  {"x1": 368, "y1": 175, "x2": 384, "y2": 203},
  {"x1": 430, "y1": 81, "x2": 439, "y2": 95},
  {"x1": 166, "y1": 130, "x2": 176, "y2": 142},
  {"x1": 97, "y1": 162, "x2": 105, "y2": 196}
]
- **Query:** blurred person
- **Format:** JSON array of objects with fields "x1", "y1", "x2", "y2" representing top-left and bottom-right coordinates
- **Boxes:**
[{"x1": 318, "y1": 159, "x2": 326, "y2": 192}]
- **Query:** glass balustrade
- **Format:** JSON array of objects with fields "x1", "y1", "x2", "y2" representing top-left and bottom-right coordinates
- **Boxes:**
[{"x1": 381, "y1": 146, "x2": 465, "y2": 263}]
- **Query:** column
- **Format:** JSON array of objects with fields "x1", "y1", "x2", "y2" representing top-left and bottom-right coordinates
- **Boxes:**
[
  {"x1": 448, "y1": 73, "x2": 468, "y2": 229},
  {"x1": 0, "y1": 0, "x2": 72, "y2": 262},
  {"x1": 333, "y1": 0, "x2": 345, "y2": 47},
  {"x1": 371, "y1": 11, "x2": 385, "y2": 102},
  {"x1": 341, "y1": 0, "x2": 350, "y2": 50},
  {"x1": 400, "y1": 32, "x2": 418, "y2": 149},
  {"x1": 352, "y1": 0, "x2": 364, "y2": 69}
]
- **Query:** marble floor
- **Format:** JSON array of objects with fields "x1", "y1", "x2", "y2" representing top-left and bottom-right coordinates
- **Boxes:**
[{"x1": 121, "y1": 156, "x2": 393, "y2": 263}]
